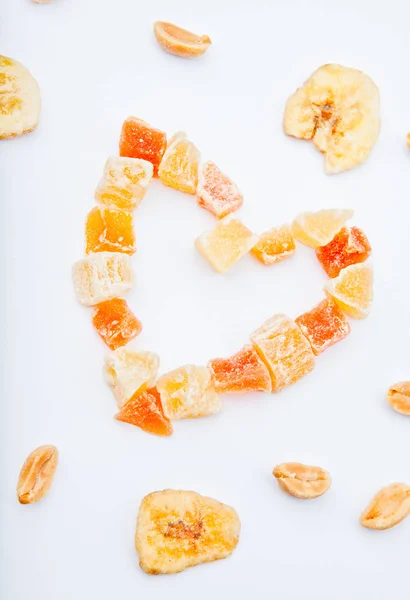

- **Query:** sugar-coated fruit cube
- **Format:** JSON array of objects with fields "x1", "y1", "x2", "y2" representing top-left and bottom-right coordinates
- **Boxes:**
[
  {"x1": 251, "y1": 224, "x2": 296, "y2": 265},
  {"x1": 316, "y1": 226, "x2": 372, "y2": 278},
  {"x1": 85, "y1": 207, "x2": 136, "y2": 255},
  {"x1": 251, "y1": 314, "x2": 315, "y2": 391},
  {"x1": 208, "y1": 345, "x2": 272, "y2": 393},
  {"x1": 325, "y1": 263, "x2": 373, "y2": 319},
  {"x1": 92, "y1": 298, "x2": 142, "y2": 350},
  {"x1": 291, "y1": 209, "x2": 353, "y2": 248},
  {"x1": 295, "y1": 298, "x2": 351, "y2": 355},
  {"x1": 104, "y1": 348, "x2": 159, "y2": 407},
  {"x1": 119, "y1": 117, "x2": 167, "y2": 176},
  {"x1": 196, "y1": 161, "x2": 243, "y2": 218},
  {"x1": 95, "y1": 156, "x2": 153, "y2": 212},
  {"x1": 158, "y1": 131, "x2": 200, "y2": 194},
  {"x1": 115, "y1": 386, "x2": 173, "y2": 436},
  {"x1": 195, "y1": 216, "x2": 259, "y2": 273},
  {"x1": 157, "y1": 365, "x2": 221, "y2": 419},
  {"x1": 72, "y1": 252, "x2": 132, "y2": 306}
]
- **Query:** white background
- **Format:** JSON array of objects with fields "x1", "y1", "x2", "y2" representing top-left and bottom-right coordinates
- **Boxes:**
[{"x1": 1, "y1": 1, "x2": 410, "y2": 598}]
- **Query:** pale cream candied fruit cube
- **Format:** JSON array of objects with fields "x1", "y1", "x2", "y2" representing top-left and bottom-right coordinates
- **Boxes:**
[
  {"x1": 95, "y1": 156, "x2": 153, "y2": 212},
  {"x1": 72, "y1": 252, "x2": 133, "y2": 306}
]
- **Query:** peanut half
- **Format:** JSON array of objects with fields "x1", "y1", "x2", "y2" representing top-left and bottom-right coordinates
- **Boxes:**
[
  {"x1": 273, "y1": 462, "x2": 331, "y2": 499},
  {"x1": 360, "y1": 483, "x2": 410, "y2": 530},
  {"x1": 17, "y1": 445, "x2": 58, "y2": 504},
  {"x1": 386, "y1": 381, "x2": 410, "y2": 415},
  {"x1": 154, "y1": 21, "x2": 211, "y2": 58}
]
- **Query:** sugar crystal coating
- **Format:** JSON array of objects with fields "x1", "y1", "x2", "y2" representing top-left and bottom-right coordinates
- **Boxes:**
[
  {"x1": 196, "y1": 161, "x2": 243, "y2": 218},
  {"x1": 325, "y1": 263, "x2": 373, "y2": 319},
  {"x1": 115, "y1": 386, "x2": 173, "y2": 436},
  {"x1": 251, "y1": 224, "x2": 296, "y2": 265},
  {"x1": 92, "y1": 298, "x2": 142, "y2": 350},
  {"x1": 295, "y1": 298, "x2": 350, "y2": 355},
  {"x1": 95, "y1": 156, "x2": 153, "y2": 211},
  {"x1": 104, "y1": 348, "x2": 159, "y2": 407},
  {"x1": 158, "y1": 132, "x2": 200, "y2": 194},
  {"x1": 316, "y1": 226, "x2": 371, "y2": 278},
  {"x1": 119, "y1": 117, "x2": 167, "y2": 176},
  {"x1": 291, "y1": 209, "x2": 353, "y2": 248},
  {"x1": 72, "y1": 252, "x2": 132, "y2": 306},
  {"x1": 85, "y1": 206, "x2": 136, "y2": 255},
  {"x1": 208, "y1": 345, "x2": 272, "y2": 393}
]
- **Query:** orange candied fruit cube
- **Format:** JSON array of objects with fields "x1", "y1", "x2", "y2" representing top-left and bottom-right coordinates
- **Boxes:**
[
  {"x1": 196, "y1": 161, "x2": 243, "y2": 218},
  {"x1": 251, "y1": 224, "x2": 296, "y2": 265},
  {"x1": 95, "y1": 156, "x2": 153, "y2": 212},
  {"x1": 115, "y1": 386, "x2": 173, "y2": 436},
  {"x1": 85, "y1": 206, "x2": 136, "y2": 255},
  {"x1": 250, "y1": 314, "x2": 315, "y2": 392},
  {"x1": 158, "y1": 132, "x2": 200, "y2": 194},
  {"x1": 295, "y1": 298, "x2": 350, "y2": 356},
  {"x1": 92, "y1": 298, "x2": 142, "y2": 350},
  {"x1": 316, "y1": 226, "x2": 372, "y2": 278},
  {"x1": 208, "y1": 345, "x2": 272, "y2": 393},
  {"x1": 119, "y1": 117, "x2": 167, "y2": 176}
]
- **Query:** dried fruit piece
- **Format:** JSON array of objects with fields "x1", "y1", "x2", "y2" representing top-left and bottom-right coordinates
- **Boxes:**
[
  {"x1": 284, "y1": 64, "x2": 380, "y2": 174},
  {"x1": 196, "y1": 161, "x2": 243, "y2": 219},
  {"x1": 273, "y1": 462, "x2": 331, "y2": 499},
  {"x1": 135, "y1": 489, "x2": 240, "y2": 574},
  {"x1": 360, "y1": 483, "x2": 410, "y2": 530},
  {"x1": 115, "y1": 387, "x2": 173, "y2": 436},
  {"x1": 407, "y1": 133, "x2": 410, "y2": 148},
  {"x1": 95, "y1": 156, "x2": 153, "y2": 212},
  {"x1": 195, "y1": 216, "x2": 259, "y2": 273},
  {"x1": 92, "y1": 299, "x2": 142, "y2": 350},
  {"x1": 119, "y1": 117, "x2": 167, "y2": 176},
  {"x1": 291, "y1": 209, "x2": 353, "y2": 248},
  {"x1": 72, "y1": 252, "x2": 132, "y2": 306},
  {"x1": 251, "y1": 224, "x2": 296, "y2": 265},
  {"x1": 295, "y1": 298, "x2": 351, "y2": 356},
  {"x1": 386, "y1": 382, "x2": 410, "y2": 416},
  {"x1": 325, "y1": 263, "x2": 373, "y2": 319},
  {"x1": 316, "y1": 226, "x2": 372, "y2": 278},
  {"x1": 208, "y1": 345, "x2": 272, "y2": 393},
  {"x1": 250, "y1": 314, "x2": 315, "y2": 391},
  {"x1": 154, "y1": 21, "x2": 211, "y2": 58},
  {"x1": 157, "y1": 365, "x2": 221, "y2": 419},
  {"x1": 158, "y1": 132, "x2": 200, "y2": 194},
  {"x1": 0, "y1": 55, "x2": 41, "y2": 139},
  {"x1": 17, "y1": 445, "x2": 58, "y2": 504},
  {"x1": 104, "y1": 348, "x2": 159, "y2": 408},
  {"x1": 85, "y1": 207, "x2": 135, "y2": 255}
]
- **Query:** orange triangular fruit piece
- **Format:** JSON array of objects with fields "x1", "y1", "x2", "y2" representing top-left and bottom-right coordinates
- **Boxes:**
[{"x1": 115, "y1": 386, "x2": 173, "y2": 436}]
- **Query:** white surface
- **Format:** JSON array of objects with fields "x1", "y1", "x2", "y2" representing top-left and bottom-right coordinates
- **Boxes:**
[{"x1": 1, "y1": 1, "x2": 410, "y2": 598}]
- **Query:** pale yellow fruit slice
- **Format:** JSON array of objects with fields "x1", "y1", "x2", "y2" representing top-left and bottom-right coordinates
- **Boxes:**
[
  {"x1": 0, "y1": 55, "x2": 41, "y2": 139},
  {"x1": 284, "y1": 64, "x2": 380, "y2": 174},
  {"x1": 325, "y1": 263, "x2": 373, "y2": 319},
  {"x1": 154, "y1": 21, "x2": 211, "y2": 58},
  {"x1": 291, "y1": 209, "x2": 353, "y2": 248}
]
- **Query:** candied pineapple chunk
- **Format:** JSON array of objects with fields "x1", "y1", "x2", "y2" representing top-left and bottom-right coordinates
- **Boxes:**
[
  {"x1": 195, "y1": 216, "x2": 259, "y2": 273},
  {"x1": 208, "y1": 345, "x2": 272, "y2": 393},
  {"x1": 119, "y1": 117, "x2": 167, "y2": 176},
  {"x1": 135, "y1": 490, "x2": 240, "y2": 575},
  {"x1": 115, "y1": 386, "x2": 173, "y2": 436},
  {"x1": 92, "y1": 298, "x2": 142, "y2": 350},
  {"x1": 291, "y1": 209, "x2": 353, "y2": 248},
  {"x1": 251, "y1": 224, "x2": 296, "y2": 265},
  {"x1": 316, "y1": 226, "x2": 372, "y2": 278},
  {"x1": 157, "y1": 365, "x2": 221, "y2": 419},
  {"x1": 325, "y1": 263, "x2": 373, "y2": 319},
  {"x1": 85, "y1": 207, "x2": 136, "y2": 255},
  {"x1": 72, "y1": 252, "x2": 132, "y2": 306},
  {"x1": 295, "y1": 298, "x2": 350, "y2": 355},
  {"x1": 104, "y1": 348, "x2": 159, "y2": 408},
  {"x1": 196, "y1": 161, "x2": 243, "y2": 218},
  {"x1": 158, "y1": 132, "x2": 200, "y2": 194},
  {"x1": 251, "y1": 314, "x2": 315, "y2": 391},
  {"x1": 95, "y1": 156, "x2": 153, "y2": 211}
]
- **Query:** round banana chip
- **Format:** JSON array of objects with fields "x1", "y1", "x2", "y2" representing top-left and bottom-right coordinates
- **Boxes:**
[
  {"x1": 0, "y1": 55, "x2": 41, "y2": 139},
  {"x1": 284, "y1": 64, "x2": 380, "y2": 174}
]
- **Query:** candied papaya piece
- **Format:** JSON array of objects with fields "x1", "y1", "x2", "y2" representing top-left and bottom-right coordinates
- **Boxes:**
[
  {"x1": 295, "y1": 298, "x2": 351, "y2": 356},
  {"x1": 251, "y1": 314, "x2": 315, "y2": 391},
  {"x1": 196, "y1": 161, "x2": 243, "y2": 218},
  {"x1": 195, "y1": 216, "x2": 259, "y2": 273},
  {"x1": 158, "y1": 132, "x2": 200, "y2": 194},
  {"x1": 95, "y1": 156, "x2": 153, "y2": 212},
  {"x1": 251, "y1": 224, "x2": 296, "y2": 265},
  {"x1": 104, "y1": 348, "x2": 159, "y2": 407},
  {"x1": 157, "y1": 365, "x2": 221, "y2": 419},
  {"x1": 72, "y1": 252, "x2": 132, "y2": 306},
  {"x1": 115, "y1": 386, "x2": 173, "y2": 436},
  {"x1": 291, "y1": 209, "x2": 353, "y2": 248},
  {"x1": 119, "y1": 117, "x2": 167, "y2": 176},
  {"x1": 92, "y1": 298, "x2": 142, "y2": 350},
  {"x1": 85, "y1": 207, "x2": 135, "y2": 255},
  {"x1": 316, "y1": 226, "x2": 372, "y2": 278},
  {"x1": 208, "y1": 345, "x2": 272, "y2": 393},
  {"x1": 325, "y1": 263, "x2": 373, "y2": 319}
]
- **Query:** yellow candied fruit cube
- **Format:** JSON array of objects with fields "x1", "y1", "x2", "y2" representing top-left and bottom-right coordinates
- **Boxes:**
[
  {"x1": 251, "y1": 224, "x2": 296, "y2": 265},
  {"x1": 325, "y1": 263, "x2": 373, "y2": 319},
  {"x1": 195, "y1": 216, "x2": 259, "y2": 273},
  {"x1": 158, "y1": 132, "x2": 200, "y2": 194},
  {"x1": 95, "y1": 156, "x2": 153, "y2": 212},
  {"x1": 291, "y1": 209, "x2": 353, "y2": 248},
  {"x1": 72, "y1": 252, "x2": 133, "y2": 306},
  {"x1": 85, "y1": 207, "x2": 136, "y2": 255},
  {"x1": 157, "y1": 365, "x2": 221, "y2": 420}
]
